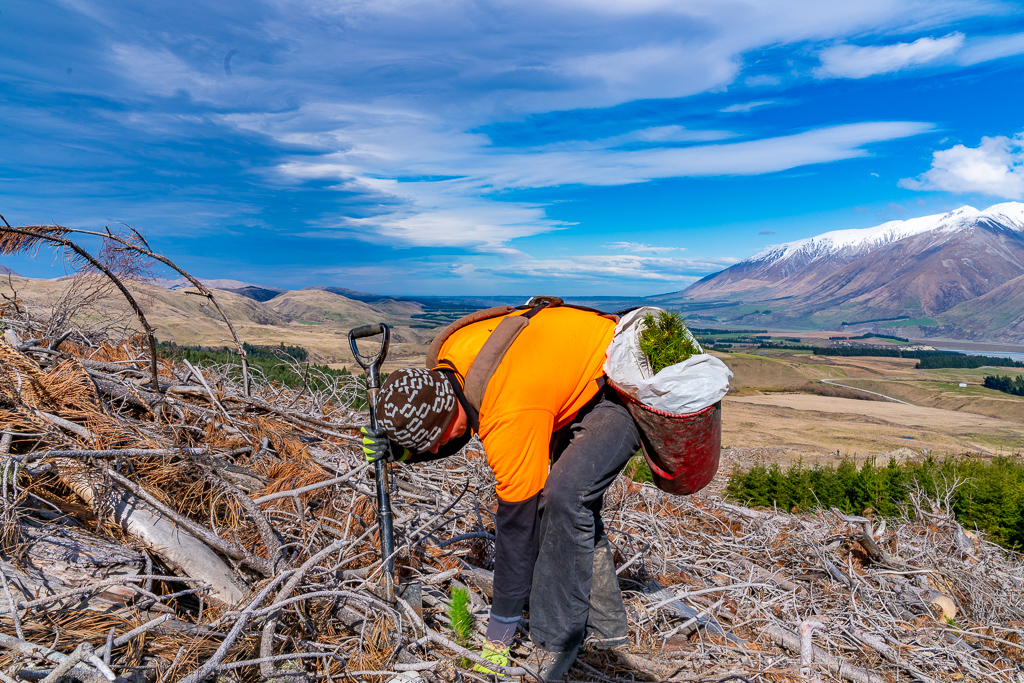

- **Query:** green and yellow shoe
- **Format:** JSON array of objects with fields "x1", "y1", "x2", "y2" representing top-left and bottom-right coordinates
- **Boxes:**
[{"x1": 472, "y1": 640, "x2": 510, "y2": 677}]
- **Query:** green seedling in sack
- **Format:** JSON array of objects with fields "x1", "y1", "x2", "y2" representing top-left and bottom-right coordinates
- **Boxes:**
[{"x1": 638, "y1": 311, "x2": 701, "y2": 374}]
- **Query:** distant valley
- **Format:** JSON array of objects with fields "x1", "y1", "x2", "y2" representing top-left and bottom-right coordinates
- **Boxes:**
[
  {"x1": 0, "y1": 274, "x2": 647, "y2": 368},
  {"x1": 4, "y1": 202, "x2": 1024, "y2": 365}
]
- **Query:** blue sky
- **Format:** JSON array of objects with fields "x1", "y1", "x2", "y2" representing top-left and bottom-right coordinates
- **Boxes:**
[{"x1": 2, "y1": 0, "x2": 1024, "y2": 296}]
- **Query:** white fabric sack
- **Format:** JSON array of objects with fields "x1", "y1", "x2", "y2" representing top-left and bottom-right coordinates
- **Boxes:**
[{"x1": 603, "y1": 306, "x2": 733, "y2": 414}]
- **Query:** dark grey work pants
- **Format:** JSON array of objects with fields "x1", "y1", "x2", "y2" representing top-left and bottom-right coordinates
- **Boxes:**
[{"x1": 529, "y1": 388, "x2": 641, "y2": 652}]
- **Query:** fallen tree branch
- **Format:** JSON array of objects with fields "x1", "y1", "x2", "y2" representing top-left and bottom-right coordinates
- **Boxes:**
[{"x1": 761, "y1": 623, "x2": 886, "y2": 683}]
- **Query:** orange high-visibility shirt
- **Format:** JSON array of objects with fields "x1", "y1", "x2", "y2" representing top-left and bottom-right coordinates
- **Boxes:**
[{"x1": 435, "y1": 307, "x2": 615, "y2": 502}]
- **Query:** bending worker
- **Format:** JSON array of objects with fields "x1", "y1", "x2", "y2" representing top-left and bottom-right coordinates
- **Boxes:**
[{"x1": 361, "y1": 299, "x2": 641, "y2": 680}]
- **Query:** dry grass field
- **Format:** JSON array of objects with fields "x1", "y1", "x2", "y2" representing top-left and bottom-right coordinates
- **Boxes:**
[{"x1": 716, "y1": 350, "x2": 1024, "y2": 467}]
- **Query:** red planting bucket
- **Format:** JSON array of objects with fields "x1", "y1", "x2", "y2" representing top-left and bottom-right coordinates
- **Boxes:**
[{"x1": 608, "y1": 379, "x2": 721, "y2": 495}]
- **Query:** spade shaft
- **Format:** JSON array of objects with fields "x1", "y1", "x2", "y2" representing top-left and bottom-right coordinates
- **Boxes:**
[{"x1": 348, "y1": 323, "x2": 394, "y2": 602}]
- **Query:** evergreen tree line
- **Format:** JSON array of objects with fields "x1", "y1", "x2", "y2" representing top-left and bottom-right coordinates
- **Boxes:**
[
  {"x1": 918, "y1": 355, "x2": 1024, "y2": 369},
  {"x1": 984, "y1": 375, "x2": 1024, "y2": 396},
  {"x1": 688, "y1": 328, "x2": 768, "y2": 334},
  {"x1": 726, "y1": 457, "x2": 1024, "y2": 549},
  {"x1": 758, "y1": 342, "x2": 816, "y2": 351}
]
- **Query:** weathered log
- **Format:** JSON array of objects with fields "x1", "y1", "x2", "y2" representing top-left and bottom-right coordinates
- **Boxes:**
[
  {"x1": 0, "y1": 633, "x2": 107, "y2": 683},
  {"x1": 762, "y1": 622, "x2": 886, "y2": 683},
  {"x1": 89, "y1": 376, "x2": 156, "y2": 414},
  {"x1": 0, "y1": 519, "x2": 144, "y2": 613},
  {"x1": 458, "y1": 563, "x2": 494, "y2": 599},
  {"x1": 644, "y1": 581, "x2": 746, "y2": 644},
  {"x1": 55, "y1": 460, "x2": 245, "y2": 606},
  {"x1": 104, "y1": 468, "x2": 274, "y2": 577},
  {"x1": 190, "y1": 451, "x2": 266, "y2": 493},
  {"x1": 731, "y1": 555, "x2": 802, "y2": 593},
  {"x1": 847, "y1": 627, "x2": 940, "y2": 683},
  {"x1": 831, "y1": 508, "x2": 894, "y2": 565}
]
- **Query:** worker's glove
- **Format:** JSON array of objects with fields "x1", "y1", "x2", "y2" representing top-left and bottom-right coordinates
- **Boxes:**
[{"x1": 360, "y1": 426, "x2": 411, "y2": 463}]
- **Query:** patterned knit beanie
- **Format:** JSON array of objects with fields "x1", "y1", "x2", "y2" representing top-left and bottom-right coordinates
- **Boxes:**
[{"x1": 375, "y1": 368, "x2": 459, "y2": 453}]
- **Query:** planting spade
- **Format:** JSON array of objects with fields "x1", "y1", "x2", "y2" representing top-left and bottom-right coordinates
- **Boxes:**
[{"x1": 347, "y1": 323, "x2": 421, "y2": 614}]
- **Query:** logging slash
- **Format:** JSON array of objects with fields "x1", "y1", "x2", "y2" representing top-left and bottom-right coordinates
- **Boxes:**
[{"x1": 0, "y1": 222, "x2": 1021, "y2": 683}]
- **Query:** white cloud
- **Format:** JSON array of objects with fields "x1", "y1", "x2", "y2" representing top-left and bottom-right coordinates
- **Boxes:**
[
  {"x1": 267, "y1": 118, "x2": 931, "y2": 249},
  {"x1": 815, "y1": 33, "x2": 964, "y2": 79},
  {"x1": 475, "y1": 254, "x2": 736, "y2": 284},
  {"x1": 319, "y1": 178, "x2": 568, "y2": 253},
  {"x1": 720, "y1": 101, "x2": 774, "y2": 113},
  {"x1": 572, "y1": 126, "x2": 734, "y2": 149},
  {"x1": 27, "y1": 0, "x2": 999, "y2": 259},
  {"x1": 744, "y1": 75, "x2": 782, "y2": 87},
  {"x1": 956, "y1": 32, "x2": 1024, "y2": 65},
  {"x1": 268, "y1": 117, "x2": 932, "y2": 189},
  {"x1": 301, "y1": 251, "x2": 733, "y2": 295},
  {"x1": 899, "y1": 133, "x2": 1024, "y2": 198},
  {"x1": 604, "y1": 242, "x2": 680, "y2": 253}
]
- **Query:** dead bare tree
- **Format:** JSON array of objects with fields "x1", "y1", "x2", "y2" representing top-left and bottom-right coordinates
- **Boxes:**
[
  {"x1": 19, "y1": 224, "x2": 252, "y2": 396},
  {"x1": 0, "y1": 221, "x2": 161, "y2": 394}
]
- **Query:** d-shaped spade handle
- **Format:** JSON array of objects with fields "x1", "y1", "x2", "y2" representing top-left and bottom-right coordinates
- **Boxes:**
[{"x1": 348, "y1": 323, "x2": 391, "y2": 423}]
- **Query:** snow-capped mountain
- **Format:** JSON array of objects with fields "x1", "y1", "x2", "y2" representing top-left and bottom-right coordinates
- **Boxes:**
[
  {"x1": 658, "y1": 202, "x2": 1024, "y2": 342},
  {"x1": 748, "y1": 203, "x2": 1024, "y2": 268}
]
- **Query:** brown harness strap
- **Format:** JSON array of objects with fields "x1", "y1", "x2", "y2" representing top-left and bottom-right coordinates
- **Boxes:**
[
  {"x1": 462, "y1": 314, "x2": 531, "y2": 411},
  {"x1": 461, "y1": 299, "x2": 560, "y2": 411},
  {"x1": 426, "y1": 305, "x2": 516, "y2": 369}
]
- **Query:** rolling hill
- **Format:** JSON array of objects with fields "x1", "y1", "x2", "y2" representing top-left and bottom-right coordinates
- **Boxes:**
[{"x1": 0, "y1": 275, "x2": 436, "y2": 368}]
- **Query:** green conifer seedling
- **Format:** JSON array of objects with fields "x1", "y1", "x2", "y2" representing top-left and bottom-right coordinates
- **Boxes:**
[
  {"x1": 638, "y1": 311, "x2": 701, "y2": 374},
  {"x1": 448, "y1": 586, "x2": 475, "y2": 666}
]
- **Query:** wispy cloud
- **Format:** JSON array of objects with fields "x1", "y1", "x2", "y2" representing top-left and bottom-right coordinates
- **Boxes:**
[
  {"x1": 301, "y1": 252, "x2": 734, "y2": 295},
  {"x1": 720, "y1": 101, "x2": 774, "y2": 113},
  {"x1": 267, "y1": 119, "x2": 932, "y2": 249},
  {"x1": 744, "y1": 75, "x2": 782, "y2": 87},
  {"x1": 459, "y1": 254, "x2": 737, "y2": 285},
  {"x1": 542, "y1": 126, "x2": 735, "y2": 151},
  {"x1": 956, "y1": 32, "x2": 1024, "y2": 65},
  {"x1": 815, "y1": 34, "x2": 964, "y2": 79},
  {"x1": 814, "y1": 30, "x2": 1024, "y2": 80},
  {"x1": 899, "y1": 132, "x2": 1024, "y2": 198},
  {"x1": 2, "y1": 0, "x2": 1018, "y2": 293},
  {"x1": 758, "y1": 229, "x2": 776, "y2": 235},
  {"x1": 604, "y1": 242, "x2": 680, "y2": 253}
]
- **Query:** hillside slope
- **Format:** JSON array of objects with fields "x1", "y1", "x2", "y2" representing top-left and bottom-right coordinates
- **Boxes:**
[
  {"x1": 934, "y1": 273, "x2": 1024, "y2": 341},
  {"x1": 1, "y1": 275, "x2": 435, "y2": 367}
]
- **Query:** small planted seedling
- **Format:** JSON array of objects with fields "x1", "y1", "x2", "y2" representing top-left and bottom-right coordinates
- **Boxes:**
[
  {"x1": 638, "y1": 310, "x2": 701, "y2": 374},
  {"x1": 448, "y1": 586, "x2": 475, "y2": 666},
  {"x1": 625, "y1": 452, "x2": 653, "y2": 484}
]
